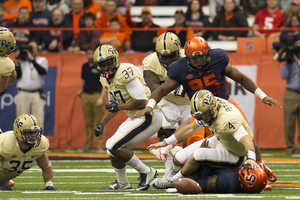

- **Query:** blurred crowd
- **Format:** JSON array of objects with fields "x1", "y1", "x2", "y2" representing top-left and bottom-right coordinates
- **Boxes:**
[{"x1": 1, "y1": 0, "x2": 299, "y2": 52}]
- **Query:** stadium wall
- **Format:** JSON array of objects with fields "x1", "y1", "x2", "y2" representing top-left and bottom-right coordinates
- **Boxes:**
[{"x1": 0, "y1": 52, "x2": 295, "y2": 150}]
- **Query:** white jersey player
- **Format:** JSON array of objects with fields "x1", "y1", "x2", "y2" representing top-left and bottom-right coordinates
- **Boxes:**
[
  {"x1": 0, "y1": 114, "x2": 56, "y2": 191},
  {"x1": 93, "y1": 45, "x2": 162, "y2": 191},
  {"x1": 148, "y1": 90, "x2": 260, "y2": 189},
  {"x1": 143, "y1": 32, "x2": 190, "y2": 168},
  {"x1": 0, "y1": 27, "x2": 17, "y2": 96}
]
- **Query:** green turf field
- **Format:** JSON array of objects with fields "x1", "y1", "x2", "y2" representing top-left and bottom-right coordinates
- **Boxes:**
[{"x1": 0, "y1": 150, "x2": 299, "y2": 200}]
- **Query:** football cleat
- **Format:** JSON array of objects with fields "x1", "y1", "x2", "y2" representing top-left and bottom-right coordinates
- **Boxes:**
[
  {"x1": 136, "y1": 167, "x2": 158, "y2": 191},
  {"x1": 150, "y1": 177, "x2": 174, "y2": 189},
  {"x1": 264, "y1": 180, "x2": 272, "y2": 191},
  {"x1": 8, "y1": 180, "x2": 15, "y2": 187},
  {"x1": 149, "y1": 148, "x2": 168, "y2": 163},
  {"x1": 0, "y1": 186, "x2": 12, "y2": 191},
  {"x1": 262, "y1": 163, "x2": 277, "y2": 182},
  {"x1": 162, "y1": 166, "x2": 178, "y2": 180},
  {"x1": 101, "y1": 180, "x2": 132, "y2": 190}
]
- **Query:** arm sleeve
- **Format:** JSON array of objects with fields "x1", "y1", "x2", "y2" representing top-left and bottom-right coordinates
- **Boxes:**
[
  {"x1": 32, "y1": 60, "x2": 47, "y2": 75},
  {"x1": 126, "y1": 77, "x2": 147, "y2": 100},
  {"x1": 232, "y1": 125, "x2": 248, "y2": 142}
]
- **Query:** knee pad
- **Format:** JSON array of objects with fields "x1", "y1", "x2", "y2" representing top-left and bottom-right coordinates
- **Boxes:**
[
  {"x1": 174, "y1": 148, "x2": 190, "y2": 165},
  {"x1": 157, "y1": 128, "x2": 175, "y2": 141}
]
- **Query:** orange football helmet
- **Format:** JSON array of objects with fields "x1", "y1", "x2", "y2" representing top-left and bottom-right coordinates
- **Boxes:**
[
  {"x1": 184, "y1": 36, "x2": 210, "y2": 71},
  {"x1": 238, "y1": 167, "x2": 267, "y2": 193}
]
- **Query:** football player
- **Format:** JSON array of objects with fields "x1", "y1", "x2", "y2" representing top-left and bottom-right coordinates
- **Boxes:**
[
  {"x1": 172, "y1": 165, "x2": 267, "y2": 194},
  {"x1": 0, "y1": 114, "x2": 56, "y2": 191},
  {"x1": 148, "y1": 90, "x2": 261, "y2": 189},
  {"x1": 136, "y1": 36, "x2": 279, "y2": 190},
  {"x1": 93, "y1": 45, "x2": 161, "y2": 191},
  {"x1": 142, "y1": 32, "x2": 190, "y2": 170},
  {"x1": 0, "y1": 27, "x2": 17, "y2": 96}
]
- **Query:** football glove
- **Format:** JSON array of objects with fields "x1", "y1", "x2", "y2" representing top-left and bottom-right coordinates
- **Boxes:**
[
  {"x1": 105, "y1": 100, "x2": 119, "y2": 113},
  {"x1": 43, "y1": 186, "x2": 57, "y2": 190},
  {"x1": 174, "y1": 85, "x2": 185, "y2": 97},
  {"x1": 94, "y1": 123, "x2": 104, "y2": 137}
]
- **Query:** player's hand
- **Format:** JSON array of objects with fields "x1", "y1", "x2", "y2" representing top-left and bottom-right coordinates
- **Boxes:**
[
  {"x1": 147, "y1": 140, "x2": 168, "y2": 150},
  {"x1": 94, "y1": 123, "x2": 104, "y2": 137},
  {"x1": 43, "y1": 186, "x2": 57, "y2": 190},
  {"x1": 174, "y1": 85, "x2": 185, "y2": 97},
  {"x1": 262, "y1": 96, "x2": 282, "y2": 108},
  {"x1": 200, "y1": 138, "x2": 210, "y2": 148},
  {"x1": 105, "y1": 100, "x2": 119, "y2": 113},
  {"x1": 135, "y1": 107, "x2": 154, "y2": 117},
  {"x1": 243, "y1": 159, "x2": 260, "y2": 170}
]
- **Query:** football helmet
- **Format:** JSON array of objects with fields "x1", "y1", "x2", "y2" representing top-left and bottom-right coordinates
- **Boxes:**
[
  {"x1": 13, "y1": 114, "x2": 43, "y2": 147},
  {"x1": 184, "y1": 36, "x2": 210, "y2": 71},
  {"x1": 238, "y1": 167, "x2": 267, "y2": 193},
  {"x1": 156, "y1": 32, "x2": 181, "y2": 68},
  {"x1": 0, "y1": 27, "x2": 16, "y2": 57},
  {"x1": 94, "y1": 45, "x2": 120, "y2": 79},
  {"x1": 190, "y1": 90, "x2": 220, "y2": 127}
]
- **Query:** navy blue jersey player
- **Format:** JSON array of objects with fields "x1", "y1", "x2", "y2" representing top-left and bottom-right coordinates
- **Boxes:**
[
  {"x1": 135, "y1": 36, "x2": 280, "y2": 190},
  {"x1": 167, "y1": 48, "x2": 229, "y2": 100}
]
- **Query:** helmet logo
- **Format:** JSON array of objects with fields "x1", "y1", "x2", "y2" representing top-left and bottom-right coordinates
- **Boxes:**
[
  {"x1": 173, "y1": 38, "x2": 180, "y2": 48},
  {"x1": 202, "y1": 95, "x2": 211, "y2": 106},
  {"x1": 0, "y1": 39, "x2": 11, "y2": 49},
  {"x1": 15, "y1": 118, "x2": 23, "y2": 129},
  {"x1": 108, "y1": 47, "x2": 116, "y2": 54},
  {"x1": 245, "y1": 174, "x2": 257, "y2": 184}
]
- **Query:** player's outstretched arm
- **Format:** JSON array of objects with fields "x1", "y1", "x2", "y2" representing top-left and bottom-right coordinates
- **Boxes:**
[
  {"x1": 225, "y1": 64, "x2": 281, "y2": 108},
  {"x1": 135, "y1": 78, "x2": 180, "y2": 117},
  {"x1": 36, "y1": 154, "x2": 57, "y2": 190},
  {"x1": 239, "y1": 135, "x2": 260, "y2": 170},
  {"x1": 147, "y1": 121, "x2": 203, "y2": 150}
]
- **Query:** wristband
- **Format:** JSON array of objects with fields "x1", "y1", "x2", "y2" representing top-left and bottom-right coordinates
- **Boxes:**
[
  {"x1": 245, "y1": 149, "x2": 256, "y2": 161},
  {"x1": 146, "y1": 99, "x2": 156, "y2": 109},
  {"x1": 164, "y1": 134, "x2": 178, "y2": 145},
  {"x1": 45, "y1": 181, "x2": 54, "y2": 187},
  {"x1": 254, "y1": 88, "x2": 267, "y2": 100}
]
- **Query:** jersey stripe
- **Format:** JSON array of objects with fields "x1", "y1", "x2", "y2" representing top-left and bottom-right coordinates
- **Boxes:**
[
  {"x1": 111, "y1": 114, "x2": 152, "y2": 150},
  {"x1": 163, "y1": 33, "x2": 167, "y2": 50},
  {"x1": 192, "y1": 91, "x2": 200, "y2": 113}
]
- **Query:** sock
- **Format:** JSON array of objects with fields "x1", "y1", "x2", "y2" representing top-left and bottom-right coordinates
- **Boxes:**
[
  {"x1": 160, "y1": 144, "x2": 173, "y2": 154},
  {"x1": 126, "y1": 154, "x2": 151, "y2": 174},
  {"x1": 171, "y1": 170, "x2": 185, "y2": 181},
  {"x1": 113, "y1": 166, "x2": 129, "y2": 184},
  {"x1": 164, "y1": 154, "x2": 173, "y2": 169}
]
